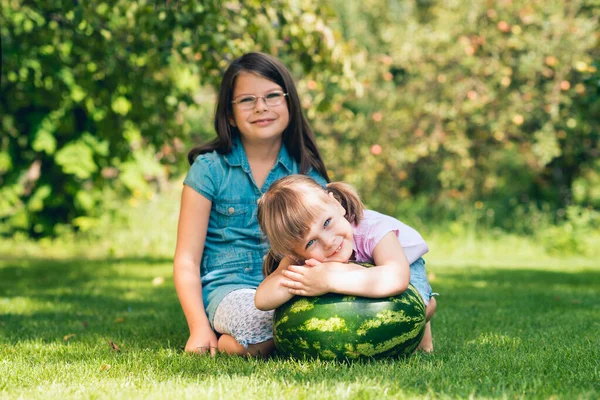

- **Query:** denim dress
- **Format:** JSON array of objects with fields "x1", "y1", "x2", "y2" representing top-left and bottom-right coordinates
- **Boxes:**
[{"x1": 183, "y1": 136, "x2": 327, "y2": 325}]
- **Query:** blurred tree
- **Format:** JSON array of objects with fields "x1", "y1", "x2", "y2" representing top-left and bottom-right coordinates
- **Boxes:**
[
  {"x1": 2, "y1": 0, "x2": 598, "y2": 238},
  {"x1": 0, "y1": 0, "x2": 356, "y2": 236},
  {"x1": 319, "y1": 0, "x2": 599, "y2": 232}
]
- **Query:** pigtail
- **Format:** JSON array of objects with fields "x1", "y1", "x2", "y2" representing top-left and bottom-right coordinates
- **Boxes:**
[
  {"x1": 262, "y1": 249, "x2": 283, "y2": 277},
  {"x1": 326, "y1": 182, "x2": 365, "y2": 225}
]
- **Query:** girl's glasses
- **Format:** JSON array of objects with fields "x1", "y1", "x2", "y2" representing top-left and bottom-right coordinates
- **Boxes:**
[{"x1": 231, "y1": 92, "x2": 288, "y2": 110}]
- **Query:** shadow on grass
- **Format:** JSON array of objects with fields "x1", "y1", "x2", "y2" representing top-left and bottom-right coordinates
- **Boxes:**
[
  {"x1": 1, "y1": 258, "x2": 598, "y2": 397},
  {"x1": 172, "y1": 266, "x2": 600, "y2": 397},
  {"x1": 0, "y1": 256, "x2": 187, "y2": 349},
  {"x1": 433, "y1": 265, "x2": 600, "y2": 336},
  {"x1": 1, "y1": 258, "x2": 598, "y2": 349}
]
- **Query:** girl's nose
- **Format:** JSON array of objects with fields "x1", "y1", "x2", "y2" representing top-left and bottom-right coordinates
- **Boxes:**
[
  {"x1": 254, "y1": 97, "x2": 268, "y2": 112},
  {"x1": 323, "y1": 234, "x2": 336, "y2": 249}
]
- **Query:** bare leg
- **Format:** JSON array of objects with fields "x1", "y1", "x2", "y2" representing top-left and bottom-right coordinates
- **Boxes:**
[
  {"x1": 418, "y1": 322, "x2": 433, "y2": 352},
  {"x1": 217, "y1": 334, "x2": 274, "y2": 357},
  {"x1": 212, "y1": 289, "x2": 275, "y2": 357},
  {"x1": 417, "y1": 297, "x2": 436, "y2": 352},
  {"x1": 217, "y1": 334, "x2": 245, "y2": 355}
]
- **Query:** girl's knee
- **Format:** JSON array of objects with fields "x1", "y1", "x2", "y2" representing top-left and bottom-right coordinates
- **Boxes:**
[{"x1": 426, "y1": 296, "x2": 437, "y2": 321}]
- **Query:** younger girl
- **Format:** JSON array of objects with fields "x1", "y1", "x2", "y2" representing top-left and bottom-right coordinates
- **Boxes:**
[
  {"x1": 255, "y1": 175, "x2": 437, "y2": 352},
  {"x1": 173, "y1": 53, "x2": 329, "y2": 357}
]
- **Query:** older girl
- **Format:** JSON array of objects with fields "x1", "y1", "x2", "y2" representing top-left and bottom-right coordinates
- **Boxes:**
[{"x1": 174, "y1": 53, "x2": 329, "y2": 357}]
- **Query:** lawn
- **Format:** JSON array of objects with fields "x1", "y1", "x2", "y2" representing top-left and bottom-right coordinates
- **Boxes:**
[{"x1": 1, "y1": 251, "x2": 598, "y2": 399}]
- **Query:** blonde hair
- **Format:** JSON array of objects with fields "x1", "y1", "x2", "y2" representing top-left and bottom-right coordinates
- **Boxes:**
[{"x1": 257, "y1": 175, "x2": 364, "y2": 276}]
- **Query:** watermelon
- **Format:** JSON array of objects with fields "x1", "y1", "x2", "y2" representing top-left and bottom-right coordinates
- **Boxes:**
[{"x1": 273, "y1": 283, "x2": 426, "y2": 361}]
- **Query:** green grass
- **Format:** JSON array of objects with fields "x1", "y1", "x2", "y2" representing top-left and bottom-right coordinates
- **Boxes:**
[
  {"x1": 1, "y1": 252, "x2": 598, "y2": 399},
  {"x1": 1, "y1": 185, "x2": 599, "y2": 398}
]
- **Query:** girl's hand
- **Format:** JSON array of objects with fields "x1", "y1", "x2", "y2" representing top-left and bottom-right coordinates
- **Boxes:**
[
  {"x1": 185, "y1": 325, "x2": 218, "y2": 356},
  {"x1": 281, "y1": 259, "x2": 332, "y2": 296},
  {"x1": 303, "y1": 258, "x2": 321, "y2": 268}
]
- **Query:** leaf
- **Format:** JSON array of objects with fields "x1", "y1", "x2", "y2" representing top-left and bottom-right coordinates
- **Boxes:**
[
  {"x1": 106, "y1": 339, "x2": 121, "y2": 352},
  {"x1": 54, "y1": 140, "x2": 98, "y2": 179},
  {"x1": 72, "y1": 216, "x2": 99, "y2": 231},
  {"x1": 27, "y1": 185, "x2": 51, "y2": 212},
  {"x1": 152, "y1": 276, "x2": 164, "y2": 286},
  {"x1": 63, "y1": 333, "x2": 76, "y2": 341},
  {"x1": 75, "y1": 190, "x2": 95, "y2": 211},
  {"x1": 111, "y1": 96, "x2": 132, "y2": 116},
  {"x1": 71, "y1": 85, "x2": 86, "y2": 102},
  {"x1": 81, "y1": 133, "x2": 110, "y2": 157},
  {"x1": 99, "y1": 364, "x2": 111, "y2": 371},
  {"x1": 0, "y1": 152, "x2": 12, "y2": 173},
  {"x1": 31, "y1": 129, "x2": 57, "y2": 155}
]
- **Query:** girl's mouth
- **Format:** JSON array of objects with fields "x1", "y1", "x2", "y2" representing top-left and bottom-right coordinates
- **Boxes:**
[
  {"x1": 252, "y1": 118, "x2": 274, "y2": 126},
  {"x1": 330, "y1": 242, "x2": 343, "y2": 257}
]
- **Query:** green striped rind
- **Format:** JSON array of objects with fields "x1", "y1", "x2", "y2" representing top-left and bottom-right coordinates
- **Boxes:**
[
  {"x1": 274, "y1": 284, "x2": 426, "y2": 361},
  {"x1": 300, "y1": 317, "x2": 348, "y2": 332},
  {"x1": 288, "y1": 298, "x2": 316, "y2": 313}
]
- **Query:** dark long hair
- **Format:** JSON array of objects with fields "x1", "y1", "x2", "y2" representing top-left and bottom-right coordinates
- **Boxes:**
[{"x1": 187, "y1": 52, "x2": 329, "y2": 182}]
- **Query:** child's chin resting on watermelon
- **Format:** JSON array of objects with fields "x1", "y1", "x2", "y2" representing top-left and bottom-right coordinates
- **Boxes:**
[{"x1": 255, "y1": 175, "x2": 437, "y2": 353}]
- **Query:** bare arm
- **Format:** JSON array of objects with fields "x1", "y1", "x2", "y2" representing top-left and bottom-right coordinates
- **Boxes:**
[
  {"x1": 254, "y1": 256, "x2": 296, "y2": 311},
  {"x1": 282, "y1": 232, "x2": 410, "y2": 298},
  {"x1": 173, "y1": 185, "x2": 217, "y2": 355},
  {"x1": 330, "y1": 231, "x2": 410, "y2": 296}
]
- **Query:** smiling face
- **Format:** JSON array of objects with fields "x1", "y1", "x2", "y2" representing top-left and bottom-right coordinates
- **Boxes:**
[
  {"x1": 230, "y1": 71, "x2": 290, "y2": 145},
  {"x1": 290, "y1": 194, "x2": 355, "y2": 263}
]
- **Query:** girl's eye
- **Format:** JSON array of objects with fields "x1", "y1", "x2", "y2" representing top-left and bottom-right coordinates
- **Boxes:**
[
  {"x1": 265, "y1": 92, "x2": 283, "y2": 100},
  {"x1": 306, "y1": 239, "x2": 315, "y2": 249},
  {"x1": 324, "y1": 218, "x2": 331, "y2": 228},
  {"x1": 238, "y1": 96, "x2": 255, "y2": 104}
]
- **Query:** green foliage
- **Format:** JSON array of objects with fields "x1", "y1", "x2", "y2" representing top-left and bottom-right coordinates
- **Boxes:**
[
  {"x1": 540, "y1": 205, "x2": 600, "y2": 255},
  {"x1": 321, "y1": 0, "x2": 600, "y2": 233},
  {"x1": 0, "y1": 0, "x2": 355, "y2": 236},
  {"x1": 2, "y1": 0, "x2": 599, "y2": 237}
]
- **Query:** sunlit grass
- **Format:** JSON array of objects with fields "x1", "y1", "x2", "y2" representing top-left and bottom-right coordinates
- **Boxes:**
[
  {"x1": 1, "y1": 182, "x2": 599, "y2": 399},
  {"x1": 1, "y1": 252, "x2": 599, "y2": 399}
]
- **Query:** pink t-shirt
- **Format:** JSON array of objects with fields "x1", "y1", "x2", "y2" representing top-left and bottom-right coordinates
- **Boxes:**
[{"x1": 351, "y1": 210, "x2": 428, "y2": 264}]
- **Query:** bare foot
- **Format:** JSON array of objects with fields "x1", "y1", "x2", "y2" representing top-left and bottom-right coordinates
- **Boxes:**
[
  {"x1": 417, "y1": 321, "x2": 433, "y2": 353},
  {"x1": 247, "y1": 340, "x2": 274, "y2": 357},
  {"x1": 217, "y1": 334, "x2": 274, "y2": 357},
  {"x1": 217, "y1": 334, "x2": 246, "y2": 355}
]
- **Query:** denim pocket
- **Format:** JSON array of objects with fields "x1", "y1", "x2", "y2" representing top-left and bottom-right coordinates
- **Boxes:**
[{"x1": 214, "y1": 203, "x2": 250, "y2": 228}]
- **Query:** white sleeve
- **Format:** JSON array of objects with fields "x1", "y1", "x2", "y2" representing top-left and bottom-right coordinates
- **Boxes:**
[{"x1": 402, "y1": 242, "x2": 429, "y2": 264}]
